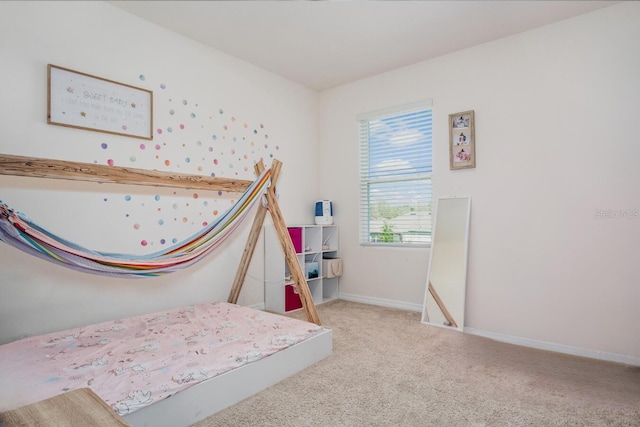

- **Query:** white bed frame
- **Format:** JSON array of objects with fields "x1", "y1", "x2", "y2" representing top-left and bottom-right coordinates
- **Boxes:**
[{"x1": 123, "y1": 328, "x2": 332, "y2": 427}]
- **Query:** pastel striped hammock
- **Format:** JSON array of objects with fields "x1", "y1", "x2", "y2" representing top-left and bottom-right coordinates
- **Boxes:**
[{"x1": 0, "y1": 167, "x2": 271, "y2": 278}]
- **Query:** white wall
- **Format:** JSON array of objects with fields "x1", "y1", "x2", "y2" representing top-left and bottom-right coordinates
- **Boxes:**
[
  {"x1": 319, "y1": 2, "x2": 640, "y2": 363},
  {"x1": 0, "y1": 1, "x2": 319, "y2": 343}
]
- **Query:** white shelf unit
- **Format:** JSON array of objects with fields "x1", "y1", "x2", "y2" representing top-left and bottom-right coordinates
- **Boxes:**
[{"x1": 264, "y1": 224, "x2": 339, "y2": 313}]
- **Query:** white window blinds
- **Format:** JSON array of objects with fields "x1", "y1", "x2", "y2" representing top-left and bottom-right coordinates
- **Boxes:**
[{"x1": 358, "y1": 102, "x2": 433, "y2": 246}]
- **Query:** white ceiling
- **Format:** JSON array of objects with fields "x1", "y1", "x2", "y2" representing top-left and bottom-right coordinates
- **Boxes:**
[{"x1": 108, "y1": 1, "x2": 618, "y2": 91}]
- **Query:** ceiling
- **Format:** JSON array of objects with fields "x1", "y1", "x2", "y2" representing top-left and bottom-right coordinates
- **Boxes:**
[{"x1": 108, "y1": 1, "x2": 618, "y2": 91}]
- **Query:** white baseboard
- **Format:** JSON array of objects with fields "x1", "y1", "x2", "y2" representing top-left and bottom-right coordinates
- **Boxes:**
[
  {"x1": 336, "y1": 293, "x2": 639, "y2": 366},
  {"x1": 248, "y1": 302, "x2": 265, "y2": 311},
  {"x1": 464, "y1": 327, "x2": 640, "y2": 367},
  {"x1": 338, "y1": 292, "x2": 423, "y2": 312}
]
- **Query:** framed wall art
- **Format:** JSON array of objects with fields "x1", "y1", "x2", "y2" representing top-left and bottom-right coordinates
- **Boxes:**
[
  {"x1": 449, "y1": 110, "x2": 475, "y2": 170},
  {"x1": 47, "y1": 64, "x2": 153, "y2": 140}
]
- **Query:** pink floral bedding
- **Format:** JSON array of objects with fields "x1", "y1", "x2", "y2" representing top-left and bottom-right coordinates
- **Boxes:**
[{"x1": 0, "y1": 302, "x2": 322, "y2": 415}]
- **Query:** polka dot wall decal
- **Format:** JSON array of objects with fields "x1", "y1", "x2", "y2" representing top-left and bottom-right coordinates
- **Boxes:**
[
  {"x1": 191, "y1": 113, "x2": 196, "y2": 118},
  {"x1": 155, "y1": 144, "x2": 161, "y2": 150},
  {"x1": 197, "y1": 166, "x2": 203, "y2": 171},
  {"x1": 172, "y1": 238, "x2": 178, "y2": 244},
  {"x1": 253, "y1": 130, "x2": 258, "y2": 134},
  {"x1": 182, "y1": 217, "x2": 188, "y2": 223},
  {"x1": 213, "y1": 210, "x2": 219, "y2": 215},
  {"x1": 140, "y1": 144, "x2": 146, "y2": 150},
  {"x1": 223, "y1": 125, "x2": 228, "y2": 131},
  {"x1": 218, "y1": 191, "x2": 222, "y2": 196},
  {"x1": 208, "y1": 147, "x2": 213, "y2": 152},
  {"x1": 134, "y1": 223, "x2": 140, "y2": 230},
  {"x1": 202, "y1": 221, "x2": 208, "y2": 227},
  {"x1": 231, "y1": 149, "x2": 236, "y2": 154},
  {"x1": 203, "y1": 201, "x2": 209, "y2": 206},
  {"x1": 167, "y1": 127, "x2": 173, "y2": 133},
  {"x1": 101, "y1": 143, "x2": 108, "y2": 149},
  {"x1": 130, "y1": 156, "x2": 136, "y2": 162},
  {"x1": 159, "y1": 219, "x2": 164, "y2": 225},
  {"x1": 180, "y1": 124, "x2": 184, "y2": 129},
  {"x1": 154, "y1": 195, "x2": 160, "y2": 201},
  {"x1": 193, "y1": 193, "x2": 199, "y2": 199},
  {"x1": 139, "y1": 75, "x2": 145, "y2": 81},
  {"x1": 160, "y1": 83, "x2": 166, "y2": 89},
  {"x1": 244, "y1": 123, "x2": 248, "y2": 128},
  {"x1": 103, "y1": 198, "x2": 108, "y2": 202},
  {"x1": 182, "y1": 99, "x2": 188, "y2": 105},
  {"x1": 276, "y1": 145, "x2": 280, "y2": 150},
  {"x1": 231, "y1": 117, "x2": 236, "y2": 122},
  {"x1": 219, "y1": 109, "x2": 224, "y2": 114},
  {"x1": 210, "y1": 172, "x2": 216, "y2": 177},
  {"x1": 125, "y1": 195, "x2": 132, "y2": 201},
  {"x1": 185, "y1": 157, "x2": 191, "y2": 163},
  {"x1": 197, "y1": 140, "x2": 202, "y2": 146},
  {"x1": 157, "y1": 129, "x2": 163, "y2": 134},
  {"x1": 160, "y1": 238, "x2": 166, "y2": 244},
  {"x1": 213, "y1": 159, "x2": 218, "y2": 165},
  {"x1": 107, "y1": 159, "x2": 114, "y2": 166},
  {"x1": 260, "y1": 124, "x2": 264, "y2": 128},
  {"x1": 173, "y1": 204, "x2": 178, "y2": 209},
  {"x1": 164, "y1": 160, "x2": 170, "y2": 166},
  {"x1": 169, "y1": 109, "x2": 175, "y2": 115},
  {"x1": 212, "y1": 135, "x2": 217, "y2": 140},
  {"x1": 141, "y1": 240, "x2": 147, "y2": 246}
]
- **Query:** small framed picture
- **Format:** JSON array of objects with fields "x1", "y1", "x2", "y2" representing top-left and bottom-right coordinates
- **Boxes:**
[{"x1": 449, "y1": 110, "x2": 475, "y2": 170}]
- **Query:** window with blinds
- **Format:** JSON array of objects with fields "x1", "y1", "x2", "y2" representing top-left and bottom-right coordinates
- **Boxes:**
[{"x1": 358, "y1": 102, "x2": 433, "y2": 247}]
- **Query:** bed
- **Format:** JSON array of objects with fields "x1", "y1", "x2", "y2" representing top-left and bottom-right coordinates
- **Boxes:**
[{"x1": 0, "y1": 301, "x2": 332, "y2": 427}]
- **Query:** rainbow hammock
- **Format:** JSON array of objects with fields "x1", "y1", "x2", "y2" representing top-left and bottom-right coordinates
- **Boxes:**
[{"x1": 0, "y1": 168, "x2": 271, "y2": 278}]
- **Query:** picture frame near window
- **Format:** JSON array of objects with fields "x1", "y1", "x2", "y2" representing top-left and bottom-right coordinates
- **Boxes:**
[
  {"x1": 47, "y1": 64, "x2": 153, "y2": 140},
  {"x1": 449, "y1": 110, "x2": 475, "y2": 170}
]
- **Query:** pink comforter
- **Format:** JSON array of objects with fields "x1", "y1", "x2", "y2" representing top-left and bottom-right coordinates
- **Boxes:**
[{"x1": 0, "y1": 302, "x2": 322, "y2": 415}]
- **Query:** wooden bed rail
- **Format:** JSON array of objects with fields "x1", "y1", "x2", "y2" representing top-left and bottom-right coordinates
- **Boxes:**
[{"x1": 0, "y1": 153, "x2": 253, "y2": 192}]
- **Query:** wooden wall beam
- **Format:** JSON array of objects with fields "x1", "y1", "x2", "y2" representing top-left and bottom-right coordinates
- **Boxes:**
[{"x1": 0, "y1": 153, "x2": 253, "y2": 193}]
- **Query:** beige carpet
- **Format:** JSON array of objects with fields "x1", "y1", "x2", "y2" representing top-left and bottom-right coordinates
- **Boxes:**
[{"x1": 194, "y1": 300, "x2": 640, "y2": 427}]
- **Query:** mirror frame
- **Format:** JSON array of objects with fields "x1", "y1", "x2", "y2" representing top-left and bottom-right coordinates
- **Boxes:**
[{"x1": 421, "y1": 196, "x2": 471, "y2": 332}]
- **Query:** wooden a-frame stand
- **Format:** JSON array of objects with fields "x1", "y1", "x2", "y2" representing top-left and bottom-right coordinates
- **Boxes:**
[
  {"x1": 227, "y1": 159, "x2": 321, "y2": 325},
  {"x1": 0, "y1": 154, "x2": 321, "y2": 326}
]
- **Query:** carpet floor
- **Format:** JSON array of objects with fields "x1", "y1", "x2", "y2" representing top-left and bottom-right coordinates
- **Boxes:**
[{"x1": 194, "y1": 300, "x2": 640, "y2": 427}]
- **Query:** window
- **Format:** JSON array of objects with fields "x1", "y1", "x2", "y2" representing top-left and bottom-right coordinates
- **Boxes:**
[{"x1": 358, "y1": 102, "x2": 433, "y2": 247}]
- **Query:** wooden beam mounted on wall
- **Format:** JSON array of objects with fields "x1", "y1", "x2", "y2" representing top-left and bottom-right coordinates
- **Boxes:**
[{"x1": 0, "y1": 153, "x2": 253, "y2": 192}]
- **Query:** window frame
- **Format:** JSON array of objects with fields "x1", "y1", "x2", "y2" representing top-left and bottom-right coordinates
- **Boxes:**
[{"x1": 358, "y1": 100, "x2": 433, "y2": 249}]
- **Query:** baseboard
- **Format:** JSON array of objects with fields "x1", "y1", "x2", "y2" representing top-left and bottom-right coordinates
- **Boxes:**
[
  {"x1": 464, "y1": 327, "x2": 640, "y2": 367},
  {"x1": 338, "y1": 292, "x2": 423, "y2": 312},
  {"x1": 336, "y1": 293, "x2": 639, "y2": 366},
  {"x1": 248, "y1": 302, "x2": 265, "y2": 311}
]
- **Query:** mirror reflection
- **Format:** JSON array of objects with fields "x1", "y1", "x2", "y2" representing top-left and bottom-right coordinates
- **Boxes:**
[{"x1": 421, "y1": 196, "x2": 471, "y2": 331}]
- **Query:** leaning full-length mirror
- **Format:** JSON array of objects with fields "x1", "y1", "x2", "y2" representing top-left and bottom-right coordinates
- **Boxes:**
[{"x1": 421, "y1": 196, "x2": 471, "y2": 331}]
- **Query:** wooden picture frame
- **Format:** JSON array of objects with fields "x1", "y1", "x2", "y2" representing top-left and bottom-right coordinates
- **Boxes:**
[
  {"x1": 449, "y1": 110, "x2": 475, "y2": 170},
  {"x1": 47, "y1": 64, "x2": 153, "y2": 140}
]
